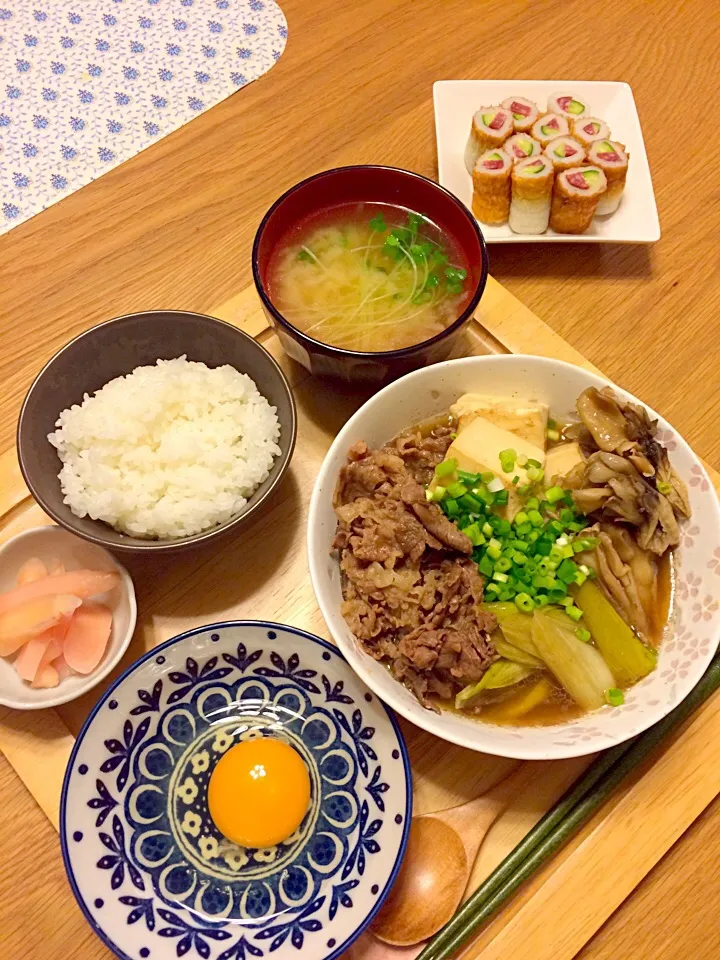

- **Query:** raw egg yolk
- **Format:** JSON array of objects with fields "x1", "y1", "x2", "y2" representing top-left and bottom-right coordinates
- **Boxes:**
[{"x1": 208, "y1": 738, "x2": 311, "y2": 848}]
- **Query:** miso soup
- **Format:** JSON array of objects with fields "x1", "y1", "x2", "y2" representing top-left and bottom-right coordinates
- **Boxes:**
[{"x1": 267, "y1": 202, "x2": 472, "y2": 352}]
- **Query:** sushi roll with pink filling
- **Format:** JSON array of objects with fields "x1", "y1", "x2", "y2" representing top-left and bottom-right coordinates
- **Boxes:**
[
  {"x1": 509, "y1": 155, "x2": 555, "y2": 235},
  {"x1": 464, "y1": 106, "x2": 514, "y2": 173},
  {"x1": 550, "y1": 166, "x2": 607, "y2": 233},
  {"x1": 588, "y1": 140, "x2": 629, "y2": 214},
  {"x1": 503, "y1": 134, "x2": 542, "y2": 161},
  {"x1": 531, "y1": 113, "x2": 570, "y2": 148},
  {"x1": 472, "y1": 149, "x2": 513, "y2": 224},
  {"x1": 501, "y1": 97, "x2": 539, "y2": 133},
  {"x1": 543, "y1": 136, "x2": 586, "y2": 171},
  {"x1": 572, "y1": 117, "x2": 611, "y2": 148},
  {"x1": 547, "y1": 94, "x2": 590, "y2": 120}
]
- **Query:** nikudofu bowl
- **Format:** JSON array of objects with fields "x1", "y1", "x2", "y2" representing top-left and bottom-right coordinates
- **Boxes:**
[
  {"x1": 308, "y1": 355, "x2": 720, "y2": 760},
  {"x1": 252, "y1": 165, "x2": 489, "y2": 382},
  {"x1": 17, "y1": 311, "x2": 296, "y2": 555}
]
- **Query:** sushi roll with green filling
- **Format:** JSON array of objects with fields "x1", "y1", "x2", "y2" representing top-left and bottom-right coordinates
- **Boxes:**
[
  {"x1": 501, "y1": 97, "x2": 539, "y2": 133},
  {"x1": 572, "y1": 117, "x2": 611, "y2": 148},
  {"x1": 543, "y1": 136, "x2": 586, "y2": 171},
  {"x1": 588, "y1": 140, "x2": 629, "y2": 214},
  {"x1": 547, "y1": 94, "x2": 590, "y2": 120},
  {"x1": 509, "y1": 155, "x2": 555, "y2": 235},
  {"x1": 531, "y1": 113, "x2": 570, "y2": 148},
  {"x1": 472, "y1": 149, "x2": 513, "y2": 224},
  {"x1": 464, "y1": 106, "x2": 514, "y2": 174},
  {"x1": 503, "y1": 133, "x2": 542, "y2": 161},
  {"x1": 550, "y1": 166, "x2": 607, "y2": 234}
]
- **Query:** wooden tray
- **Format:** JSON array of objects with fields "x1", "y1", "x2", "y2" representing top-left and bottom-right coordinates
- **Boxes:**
[{"x1": 1, "y1": 277, "x2": 719, "y2": 960}]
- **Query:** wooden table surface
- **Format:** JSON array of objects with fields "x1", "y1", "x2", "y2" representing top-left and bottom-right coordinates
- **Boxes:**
[{"x1": 1, "y1": 1, "x2": 718, "y2": 958}]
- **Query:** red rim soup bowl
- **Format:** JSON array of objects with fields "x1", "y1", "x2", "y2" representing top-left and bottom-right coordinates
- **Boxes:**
[{"x1": 252, "y1": 165, "x2": 489, "y2": 383}]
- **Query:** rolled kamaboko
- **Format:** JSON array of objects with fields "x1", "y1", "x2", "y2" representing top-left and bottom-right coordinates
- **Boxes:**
[
  {"x1": 464, "y1": 106, "x2": 514, "y2": 174},
  {"x1": 544, "y1": 136, "x2": 586, "y2": 171},
  {"x1": 549, "y1": 166, "x2": 607, "y2": 234},
  {"x1": 588, "y1": 140, "x2": 629, "y2": 215},
  {"x1": 509, "y1": 155, "x2": 555, "y2": 235},
  {"x1": 572, "y1": 116, "x2": 611, "y2": 149},
  {"x1": 531, "y1": 113, "x2": 570, "y2": 148},
  {"x1": 472, "y1": 149, "x2": 513, "y2": 224},
  {"x1": 503, "y1": 133, "x2": 542, "y2": 161},
  {"x1": 547, "y1": 93, "x2": 590, "y2": 120},
  {"x1": 501, "y1": 97, "x2": 539, "y2": 133}
]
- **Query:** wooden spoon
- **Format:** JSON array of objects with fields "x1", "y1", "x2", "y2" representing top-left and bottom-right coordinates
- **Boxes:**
[{"x1": 366, "y1": 763, "x2": 540, "y2": 948}]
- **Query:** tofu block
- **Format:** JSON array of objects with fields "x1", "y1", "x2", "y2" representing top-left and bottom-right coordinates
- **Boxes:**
[
  {"x1": 450, "y1": 394, "x2": 549, "y2": 449},
  {"x1": 445, "y1": 416, "x2": 546, "y2": 489},
  {"x1": 545, "y1": 442, "x2": 584, "y2": 484}
]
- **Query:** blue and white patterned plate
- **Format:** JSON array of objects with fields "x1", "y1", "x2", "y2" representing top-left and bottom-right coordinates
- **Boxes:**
[{"x1": 61, "y1": 622, "x2": 412, "y2": 960}]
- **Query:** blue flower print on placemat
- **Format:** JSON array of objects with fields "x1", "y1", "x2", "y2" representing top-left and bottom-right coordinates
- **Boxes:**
[{"x1": 0, "y1": 0, "x2": 288, "y2": 233}]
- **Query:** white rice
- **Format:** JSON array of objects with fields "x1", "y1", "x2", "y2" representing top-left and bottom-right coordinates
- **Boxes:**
[{"x1": 48, "y1": 357, "x2": 282, "y2": 539}]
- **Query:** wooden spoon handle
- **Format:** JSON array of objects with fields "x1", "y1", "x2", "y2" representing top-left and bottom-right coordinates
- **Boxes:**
[{"x1": 345, "y1": 931, "x2": 423, "y2": 959}]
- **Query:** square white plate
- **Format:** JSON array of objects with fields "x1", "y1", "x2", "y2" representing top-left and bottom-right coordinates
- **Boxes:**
[{"x1": 433, "y1": 80, "x2": 660, "y2": 243}]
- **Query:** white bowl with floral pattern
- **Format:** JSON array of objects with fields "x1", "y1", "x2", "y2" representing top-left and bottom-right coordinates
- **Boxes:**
[{"x1": 308, "y1": 355, "x2": 720, "y2": 759}]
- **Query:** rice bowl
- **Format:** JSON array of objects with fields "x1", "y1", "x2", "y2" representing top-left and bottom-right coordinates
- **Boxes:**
[{"x1": 48, "y1": 357, "x2": 282, "y2": 540}]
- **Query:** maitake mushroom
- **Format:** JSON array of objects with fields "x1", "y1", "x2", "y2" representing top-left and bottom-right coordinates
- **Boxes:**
[{"x1": 562, "y1": 387, "x2": 690, "y2": 555}]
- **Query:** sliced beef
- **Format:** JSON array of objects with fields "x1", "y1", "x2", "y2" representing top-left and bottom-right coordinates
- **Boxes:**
[{"x1": 333, "y1": 434, "x2": 495, "y2": 709}]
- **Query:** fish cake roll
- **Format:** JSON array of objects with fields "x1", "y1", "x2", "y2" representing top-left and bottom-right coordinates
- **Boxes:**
[
  {"x1": 572, "y1": 116, "x2": 611, "y2": 148},
  {"x1": 547, "y1": 93, "x2": 590, "y2": 120},
  {"x1": 464, "y1": 106, "x2": 514, "y2": 173},
  {"x1": 531, "y1": 113, "x2": 570, "y2": 147},
  {"x1": 501, "y1": 97, "x2": 540, "y2": 133},
  {"x1": 588, "y1": 140, "x2": 629, "y2": 215},
  {"x1": 503, "y1": 133, "x2": 542, "y2": 161},
  {"x1": 509, "y1": 155, "x2": 555, "y2": 235},
  {"x1": 472, "y1": 149, "x2": 513, "y2": 224},
  {"x1": 544, "y1": 136, "x2": 586, "y2": 171},
  {"x1": 550, "y1": 166, "x2": 607, "y2": 233}
]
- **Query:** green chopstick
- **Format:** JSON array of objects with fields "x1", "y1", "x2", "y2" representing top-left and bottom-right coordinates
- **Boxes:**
[{"x1": 418, "y1": 652, "x2": 720, "y2": 960}]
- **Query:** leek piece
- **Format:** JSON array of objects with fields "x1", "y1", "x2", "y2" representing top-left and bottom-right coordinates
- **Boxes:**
[
  {"x1": 455, "y1": 660, "x2": 534, "y2": 710},
  {"x1": 499, "y1": 613, "x2": 538, "y2": 657},
  {"x1": 494, "y1": 636, "x2": 544, "y2": 669},
  {"x1": 531, "y1": 608, "x2": 615, "y2": 711},
  {"x1": 480, "y1": 601, "x2": 523, "y2": 623},
  {"x1": 574, "y1": 580, "x2": 657, "y2": 684}
]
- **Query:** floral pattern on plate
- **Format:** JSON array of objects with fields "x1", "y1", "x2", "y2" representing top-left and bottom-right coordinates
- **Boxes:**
[
  {"x1": 61, "y1": 622, "x2": 411, "y2": 960},
  {"x1": 0, "y1": 0, "x2": 288, "y2": 234}
]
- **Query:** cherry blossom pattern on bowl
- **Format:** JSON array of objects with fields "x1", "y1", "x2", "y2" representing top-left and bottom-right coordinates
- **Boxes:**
[
  {"x1": 309, "y1": 354, "x2": 720, "y2": 758},
  {"x1": 61, "y1": 622, "x2": 411, "y2": 960}
]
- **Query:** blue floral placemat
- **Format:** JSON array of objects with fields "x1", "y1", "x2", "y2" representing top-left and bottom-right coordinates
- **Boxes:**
[{"x1": 0, "y1": 0, "x2": 287, "y2": 234}]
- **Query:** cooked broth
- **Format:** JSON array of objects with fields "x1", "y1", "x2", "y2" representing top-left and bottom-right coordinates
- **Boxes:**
[{"x1": 267, "y1": 202, "x2": 472, "y2": 352}]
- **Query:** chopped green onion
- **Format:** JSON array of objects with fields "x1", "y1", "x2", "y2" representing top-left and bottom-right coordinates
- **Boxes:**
[
  {"x1": 482, "y1": 521, "x2": 494, "y2": 537},
  {"x1": 605, "y1": 687, "x2": 624, "y2": 707},
  {"x1": 435, "y1": 458, "x2": 457, "y2": 478},
  {"x1": 494, "y1": 489, "x2": 509, "y2": 506},
  {"x1": 479, "y1": 555, "x2": 494, "y2": 577},
  {"x1": 444, "y1": 498, "x2": 459, "y2": 517},
  {"x1": 512, "y1": 476, "x2": 520, "y2": 485},
  {"x1": 513, "y1": 511, "x2": 529, "y2": 526},
  {"x1": 546, "y1": 486, "x2": 565, "y2": 503},
  {"x1": 516, "y1": 454, "x2": 528, "y2": 467},
  {"x1": 527, "y1": 459, "x2": 542, "y2": 469},
  {"x1": 499, "y1": 448, "x2": 517, "y2": 472},
  {"x1": 485, "y1": 582, "x2": 501, "y2": 595},
  {"x1": 457, "y1": 469, "x2": 480, "y2": 483},
  {"x1": 527, "y1": 466, "x2": 544, "y2": 483},
  {"x1": 565, "y1": 604, "x2": 583, "y2": 622},
  {"x1": 528, "y1": 509, "x2": 544, "y2": 528},
  {"x1": 481, "y1": 472, "x2": 495, "y2": 483},
  {"x1": 458, "y1": 493, "x2": 485, "y2": 514},
  {"x1": 546, "y1": 428, "x2": 560, "y2": 442},
  {"x1": 515, "y1": 592, "x2": 535, "y2": 613},
  {"x1": 576, "y1": 627, "x2": 591, "y2": 642},
  {"x1": 493, "y1": 571, "x2": 509, "y2": 583},
  {"x1": 557, "y1": 558, "x2": 578, "y2": 583}
]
